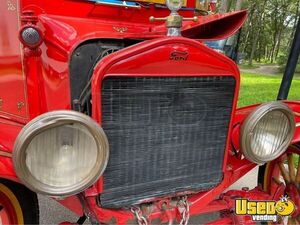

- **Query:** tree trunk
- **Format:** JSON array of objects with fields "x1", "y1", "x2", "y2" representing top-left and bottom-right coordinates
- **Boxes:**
[
  {"x1": 274, "y1": 23, "x2": 285, "y2": 61},
  {"x1": 241, "y1": 5, "x2": 256, "y2": 53},
  {"x1": 225, "y1": 0, "x2": 243, "y2": 60},
  {"x1": 248, "y1": 0, "x2": 267, "y2": 66},
  {"x1": 220, "y1": 0, "x2": 229, "y2": 13},
  {"x1": 235, "y1": 0, "x2": 243, "y2": 11},
  {"x1": 289, "y1": 0, "x2": 300, "y2": 49},
  {"x1": 249, "y1": 28, "x2": 260, "y2": 65}
]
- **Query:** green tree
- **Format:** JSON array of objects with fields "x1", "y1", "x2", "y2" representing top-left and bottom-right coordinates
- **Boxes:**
[{"x1": 238, "y1": 0, "x2": 300, "y2": 65}]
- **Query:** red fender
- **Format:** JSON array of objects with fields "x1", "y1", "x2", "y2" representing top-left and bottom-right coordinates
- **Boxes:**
[
  {"x1": 0, "y1": 157, "x2": 16, "y2": 182},
  {"x1": 151, "y1": 10, "x2": 248, "y2": 41},
  {"x1": 232, "y1": 101, "x2": 300, "y2": 151},
  {"x1": 0, "y1": 118, "x2": 22, "y2": 182},
  {"x1": 0, "y1": 117, "x2": 84, "y2": 216},
  {"x1": 182, "y1": 10, "x2": 247, "y2": 40}
]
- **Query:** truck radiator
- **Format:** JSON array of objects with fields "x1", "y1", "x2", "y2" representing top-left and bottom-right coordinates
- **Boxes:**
[{"x1": 100, "y1": 76, "x2": 235, "y2": 208}]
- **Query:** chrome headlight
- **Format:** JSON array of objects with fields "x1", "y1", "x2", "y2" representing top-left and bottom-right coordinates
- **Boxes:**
[
  {"x1": 240, "y1": 102, "x2": 295, "y2": 165},
  {"x1": 13, "y1": 111, "x2": 109, "y2": 196}
]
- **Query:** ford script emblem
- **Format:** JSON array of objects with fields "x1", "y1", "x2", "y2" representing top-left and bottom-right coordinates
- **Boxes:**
[{"x1": 170, "y1": 51, "x2": 189, "y2": 61}]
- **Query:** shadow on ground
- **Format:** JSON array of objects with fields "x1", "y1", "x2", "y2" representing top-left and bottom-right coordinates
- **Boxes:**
[{"x1": 39, "y1": 167, "x2": 259, "y2": 224}]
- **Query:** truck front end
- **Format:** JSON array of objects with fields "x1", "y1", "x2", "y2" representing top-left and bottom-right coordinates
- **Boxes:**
[{"x1": 1, "y1": 0, "x2": 300, "y2": 224}]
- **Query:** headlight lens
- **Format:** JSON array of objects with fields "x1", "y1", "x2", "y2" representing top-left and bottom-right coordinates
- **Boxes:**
[
  {"x1": 13, "y1": 111, "x2": 109, "y2": 196},
  {"x1": 21, "y1": 27, "x2": 41, "y2": 46},
  {"x1": 240, "y1": 102, "x2": 295, "y2": 164}
]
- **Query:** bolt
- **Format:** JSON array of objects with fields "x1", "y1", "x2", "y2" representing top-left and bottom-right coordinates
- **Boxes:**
[
  {"x1": 161, "y1": 202, "x2": 168, "y2": 211},
  {"x1": 227, "y1": 164, "x2": 233, "y2": 171},
  {"x1": 242, "y1": 187, "x2": 249, "y2": 191},
  {"x1": 17, "y1": 102, "x2": 25, "y2": 111},
  {"x1": 22, "y1": 10, "x2": 34, "y2": 16}
]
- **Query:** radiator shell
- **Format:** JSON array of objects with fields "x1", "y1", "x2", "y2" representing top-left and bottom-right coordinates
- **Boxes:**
[{"x1": 100, "y1": 76, "x2": 235, "y2": 208}]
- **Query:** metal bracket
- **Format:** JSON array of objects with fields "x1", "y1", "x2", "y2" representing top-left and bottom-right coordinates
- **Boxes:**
[{"x1": 149, "y1": 12, "x2": 197, "y2": 36}]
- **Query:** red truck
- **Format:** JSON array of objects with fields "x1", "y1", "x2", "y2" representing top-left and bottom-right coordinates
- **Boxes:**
[{"x1": 1, "y1": 0, "x2": 300, "y2": 224}]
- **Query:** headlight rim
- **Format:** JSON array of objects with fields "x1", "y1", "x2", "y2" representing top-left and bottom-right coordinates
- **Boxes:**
[
  {"x1": 13, "y1": 110, "x2": 109, "y2": 196},
  {"x1": 240, "y1": 101, "x2": 295, "y2": 165}
]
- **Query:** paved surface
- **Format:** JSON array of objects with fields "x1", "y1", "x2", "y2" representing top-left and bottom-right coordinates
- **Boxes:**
[
  {"x1": 39, "y1": 167, "x2": 259, "y2": 224},
  {"x1": 240, "y1": 65, "x2": 280, "y2": 75}
]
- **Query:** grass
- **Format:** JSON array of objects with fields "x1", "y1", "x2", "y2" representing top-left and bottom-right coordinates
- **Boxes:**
[
  {"x1": 238, "y1": 72, "x2": 300, "y2": 107},
  {"x1": 293, "y1": 154, "x2": 299, "y2": 167}
]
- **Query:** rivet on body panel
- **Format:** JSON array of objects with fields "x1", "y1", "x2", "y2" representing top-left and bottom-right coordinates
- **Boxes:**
[{"x1": 17, "y1": 101, "x2": 25, "y2": 111}]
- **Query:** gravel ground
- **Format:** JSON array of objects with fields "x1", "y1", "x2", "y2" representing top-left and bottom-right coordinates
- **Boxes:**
[
  {"x1": 39, "y1": 167, "x2": 259, "y2": 224},
  {"x1": 240, "y1": 65, "x2": 280, "y2": 75}
]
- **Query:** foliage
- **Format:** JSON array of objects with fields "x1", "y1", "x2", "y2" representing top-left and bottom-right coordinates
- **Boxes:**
[
  {"x1": 238, "y1": 72, "x2": 300, "y2": 107},
  {"x1": 277, "y1": 53, "x2": 288, "y2": 66},
  {"x1": 222, "y1": 0, "x2": 300, "y2": 65}
]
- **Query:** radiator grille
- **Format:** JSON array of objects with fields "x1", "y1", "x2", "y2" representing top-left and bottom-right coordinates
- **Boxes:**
[{"x1": 100, "y1": 76, "x2": 235, "y2": 208}]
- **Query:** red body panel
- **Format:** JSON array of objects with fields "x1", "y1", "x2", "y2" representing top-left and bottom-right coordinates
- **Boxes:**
[
  {"x1": 0, "y1": 0, "x2": 299, "y2": 224},
  {"x1": 0, "y1": 1, "x2": 28, "y2": 122}
]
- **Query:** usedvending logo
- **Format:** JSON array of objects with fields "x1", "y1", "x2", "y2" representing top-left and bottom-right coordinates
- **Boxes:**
[{"x1": 235, "y1": 196, "x2": 295, "y2": 222}]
